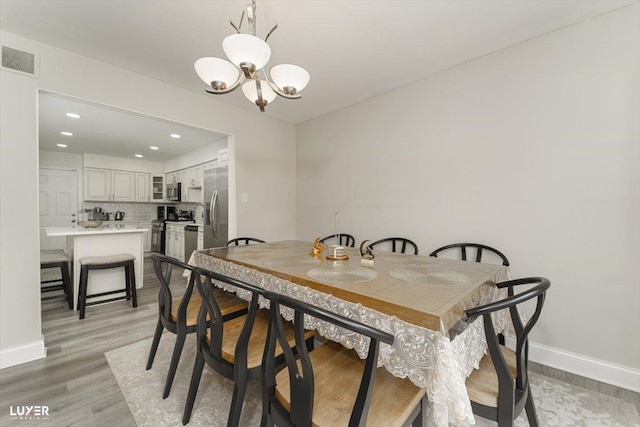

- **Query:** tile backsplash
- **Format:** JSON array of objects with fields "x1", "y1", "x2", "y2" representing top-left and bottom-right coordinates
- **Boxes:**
[{"x1": 81, "y1": 202, "x2": 198, "y2": 221}]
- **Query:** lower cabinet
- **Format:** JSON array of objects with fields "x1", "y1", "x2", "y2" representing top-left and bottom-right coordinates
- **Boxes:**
[
  {"x1": 197, "y1": 227, "x2": 204, "y2": 250},
  {"x1": 139, "y1": 222, "x2": 152, "y2": 252},
  {"x1": 165, "y1": 223, "x2": 186, "y2": 262}
]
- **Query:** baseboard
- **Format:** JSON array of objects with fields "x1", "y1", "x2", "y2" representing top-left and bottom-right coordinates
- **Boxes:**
[
  {"x1": 505, "y1": 337, "x2": 640, "y2": 393},
  {"x1": 0, "y1": 335, "x2": 47, "y2": 369}
]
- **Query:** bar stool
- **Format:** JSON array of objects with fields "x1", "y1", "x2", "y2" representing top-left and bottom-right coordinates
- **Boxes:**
[
  {"x1": 77, "y1": 253, "x2": 137, "y2": 319},
  {"x1": 40, "y1": 249, "x2": 73, "y2": 309}
]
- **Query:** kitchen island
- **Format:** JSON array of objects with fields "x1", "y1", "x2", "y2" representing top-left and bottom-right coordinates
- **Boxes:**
[{"x1": 46, "y1": 224, "x2": 148, "y2": 310}]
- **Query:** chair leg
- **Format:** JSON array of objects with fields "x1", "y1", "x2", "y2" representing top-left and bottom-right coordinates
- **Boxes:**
[
  {"x1": 525, "y1": 389, "x2": 539, "y2": 427},
  {"x1": 146, "y1": 318, "x2": 164, "y2": 370},
  {"x1": 411, "y1": 395, "x2": 427, "y2": 427},
  {"x1": 182, "y1": 352, "x2": 205, "y2": 425},
  {"x1": 163, "y1": 329, "x2": 187, "y2": 399},
  {"x1": 78, "y1": 266, "x2": 89, "y2": 320},
  {"x1": 228, "y1": 369, "x2": 249, "y2": 427},
  {"x1": 61, "y1": 262, "x2": 73, "y2": 310}
]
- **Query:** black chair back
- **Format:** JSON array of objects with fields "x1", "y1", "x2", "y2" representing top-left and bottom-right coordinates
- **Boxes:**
[
  {"x1": 430, "y1": 243, "x2": 510, "y2": 266},
  {"x1": 192, "y1": 267, "x2": 264, "y2": 364},
  {"x1": 262, "y1": 291, "x2": 394, "y2": 427},
  {"x1": 367, "y1": 237, "x2": 418, "y2": 255},
  {"x1": 465, "y1": 277, "x2": 550, "y2": 423},
  {"x1": 319, "y1": 233, "x2": 356, "y2": 247},
  {"x1": 151, "y1": 253, "x2": 196, "y2": 331},
  {"x1": 227, "y1": 237, "x2": 266, "y2": 246}
]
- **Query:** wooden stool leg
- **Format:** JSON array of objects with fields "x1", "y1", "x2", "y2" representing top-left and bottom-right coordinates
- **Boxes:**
[
  {"x1": 61, "y1": 261, "x2": 73, "y2": 310},
  {"x1": 124, "y1": 264, "x2": 132, "y2": 301},
  {"x1": 78, "y1": 266, "x2": 89, "y2": 320},
  {"x1": 129, "y1": 261, "x2": 138, "y2": 308}
]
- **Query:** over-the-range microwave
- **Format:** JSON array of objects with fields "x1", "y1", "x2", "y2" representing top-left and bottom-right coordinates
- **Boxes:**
[{"x1": 166, "y1": 182, "x2": 181, "y2": 201}]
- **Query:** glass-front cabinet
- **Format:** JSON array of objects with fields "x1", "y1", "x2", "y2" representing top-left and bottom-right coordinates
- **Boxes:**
[{"x1": 152, "y1": 176, "x2": 164, "y2": 201}]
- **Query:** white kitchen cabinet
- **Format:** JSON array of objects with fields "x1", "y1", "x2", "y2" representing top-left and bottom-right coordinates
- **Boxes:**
[
  {"x1": 84, "y1": 168, "x2": 111, "y2": 201},
  {"x1": 139, "y1": 222, "x2": 152, "y2": 252},
  {"x1": 135, "y1": 172, "x2": 151, "y2": 202},
  {"x1": 180, "y1": 170, "x2": 188, "y2": 201},
  {"x1": 84, "y1": 168, "x2": 134, "y2": 201},
  {"x1": 165, "y1": 224, "x2": 175, "y2": 258},
  {"x1": 152, "y1": 176, "x2": 164, "y2": 201},
  {"x1": 197, "y1": 227, "x2": 204, "y2": 250},
  {"x1": 217, "y1": 148, "x2": 229, "y2": 167},
  {"x1": 111, "y1": 170, "x2": 135, "y2": 201},
  {"x1": 177, "y1": 227, "x2": 185, "y2": 262},
  {"x1": 165, "y1": 222, "x2": 187, "y2": 261}
]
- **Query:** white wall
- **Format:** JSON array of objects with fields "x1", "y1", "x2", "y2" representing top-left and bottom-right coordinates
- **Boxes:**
[
  {"x1": 83, "y1": 153, "x2": 163, "y2": 175},
  {"x1": 296, "y1": 4, "x2": 640, "y2": 383},
  {"x1": 163, "y1": 138, "x2": 228, "y2": 173},
  {"x1": 39, "y1": 150, "x2": 83, "y2": 169},
  {"x1": 0, "y1": 30, "x2": 296, "y2": 367}
]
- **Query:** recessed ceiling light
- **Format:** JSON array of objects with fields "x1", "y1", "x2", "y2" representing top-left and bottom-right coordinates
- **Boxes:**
[
  {"x1": 61, "y1": 131, "x2": 73, "y2": 136},
  {"x1": 57, "y1": 144, "x2": 68, "y2": 148},
  {"x1": 170, "y1": 133, "x2": 181, "y2": 139},
  {"x1": 66, "y1": 112, "x2": 81, "y2": 119},
  {"x1": 149, "y1": 146, "x2": 159, "y2": 150},
  {"x1": 135, "y1": 154, "x2": 143, "y2": 158}
]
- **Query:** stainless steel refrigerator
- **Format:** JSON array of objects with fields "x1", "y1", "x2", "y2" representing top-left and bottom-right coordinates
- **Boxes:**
[{"x1": 204, "y1": 166, "x2": 229, "y2": 248}]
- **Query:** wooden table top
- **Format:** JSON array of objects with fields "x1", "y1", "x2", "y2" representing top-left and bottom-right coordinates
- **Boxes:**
[{"x1": 194, "y1": 240, "x2": 509, "y2": 335}]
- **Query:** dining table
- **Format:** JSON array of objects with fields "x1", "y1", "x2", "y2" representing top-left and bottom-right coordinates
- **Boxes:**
[{"x1": 188, "y1": 240, "x2": 511, "y2": 427}]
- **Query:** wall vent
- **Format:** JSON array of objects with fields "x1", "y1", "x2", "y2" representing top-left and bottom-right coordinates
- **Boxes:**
[{"x1": 1, "y1": 45, "x2": 40, "y2": 78}]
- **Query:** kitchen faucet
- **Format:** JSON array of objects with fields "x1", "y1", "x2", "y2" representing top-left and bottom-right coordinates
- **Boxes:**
[{"x1": 193, "y1": 203, "x2": 205, "y2": 223}]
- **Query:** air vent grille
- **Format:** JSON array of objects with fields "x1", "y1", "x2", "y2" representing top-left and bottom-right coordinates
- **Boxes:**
[{"x1": 1, "y1": 45, "x2": 39, "y2": 77}]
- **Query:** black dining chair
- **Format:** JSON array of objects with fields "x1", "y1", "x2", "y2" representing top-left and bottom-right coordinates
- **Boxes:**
[
  {"x1": 367, "y1": 237, "x2": 419, "y2": 255},
  {"x1": 262, "y1": 290, "x2": 426, "y2": 427},
  {"x1": 226, "y1": 237, "x2": 266, "y2": 246},
  {"x1": 319, "y1": 233, "x2": 356, "y2": 247},
  {"x1": 430, "y1": 243, "x2": 510, "y2": 266},
  {"x1": 464, "y1": 277, "x2": 550, "y2": 426},
  {"x1": 182, "y1": 267, "x2": 315, "y2": 426},
  {"x1": 146, "y1": 254, "x2": 248, "y2": 399}
]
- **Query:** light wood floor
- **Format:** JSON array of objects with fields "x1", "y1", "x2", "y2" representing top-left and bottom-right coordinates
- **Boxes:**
[{"x1": 0, "y1": 257, "x2": 185, "y2": 427}]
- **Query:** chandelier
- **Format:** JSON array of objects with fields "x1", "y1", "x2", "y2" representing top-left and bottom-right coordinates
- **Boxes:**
[{"x1": 194, "y1": 0, "x2": 310, "y2": 112}]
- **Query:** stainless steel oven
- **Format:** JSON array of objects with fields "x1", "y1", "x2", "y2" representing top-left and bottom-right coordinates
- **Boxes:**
[{"x1": 166, "y1": 182, "x2": 181, "y2": 201}]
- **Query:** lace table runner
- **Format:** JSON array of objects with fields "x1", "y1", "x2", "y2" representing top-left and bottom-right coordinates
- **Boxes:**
[{"x1": 190, "y1": 249, "x2": 510, "y2": 427}]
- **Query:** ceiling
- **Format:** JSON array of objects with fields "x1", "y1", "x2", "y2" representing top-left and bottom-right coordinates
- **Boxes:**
[
  {"x1": 39, "y1": 92, "x2": 228, "y2": 162},
  {"x1": 2, "y1": 1, "x2": 637, "y2": 124}
]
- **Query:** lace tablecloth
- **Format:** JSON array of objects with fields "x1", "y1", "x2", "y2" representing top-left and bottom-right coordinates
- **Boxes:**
[{"x1": 189, "y1": 243, "x2": 510, "y2": 427}]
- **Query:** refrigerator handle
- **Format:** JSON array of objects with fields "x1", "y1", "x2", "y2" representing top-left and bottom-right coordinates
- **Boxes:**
[{"x1": 211, "y1": 190, "x2": 219, "y2": 237}]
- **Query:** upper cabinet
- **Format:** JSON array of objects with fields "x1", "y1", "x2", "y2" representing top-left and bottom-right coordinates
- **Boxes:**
[
  {"x1": 134, "y1": 172, "x2": 150, "y2": 202},
  {"x1": 152, "y1": 176, "x2": 164, "y2": 201},
  {"x1": 84, "y1": 168, "x2": 111, "y2": 201},
  {"x1": 84, "y1": 167, "x2": 151, "y2": 202}
]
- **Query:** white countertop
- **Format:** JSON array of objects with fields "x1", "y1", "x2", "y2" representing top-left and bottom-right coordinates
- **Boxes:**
[{"x1": 46, "y1": 224, "x2": 149, "y2": 237}]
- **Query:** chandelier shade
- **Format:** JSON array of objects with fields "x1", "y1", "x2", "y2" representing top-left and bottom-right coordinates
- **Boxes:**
[
  {"x1": 194, "y1": 57, "x2": 240, "y2": 90},
  {"x1": 223, "y1": 34, "x2": 271, "y2": 70},
  {"x1": 242, "y1": 80, "x2": 277, "y2": 105},
  {"x1": 194, "y1": 0, "x2": 309, "y2": 112},
  {"x1": 270, "y1": 64, "x2": 310, "y2": 95}
]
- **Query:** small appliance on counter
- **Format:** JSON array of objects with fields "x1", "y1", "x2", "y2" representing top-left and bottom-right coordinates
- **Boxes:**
[
  {"x1": 91, "y1": 207, "x2": 107, "y2": 221},
  {"x1": 115, "y1": 211, "x2": 125, "y2": 221},
  {"x1": 177, "y1": 210, "x2": 193, "y2": 221},
  {"x1": 167, "y1": 206, "x2": 177, "y2": 221}
]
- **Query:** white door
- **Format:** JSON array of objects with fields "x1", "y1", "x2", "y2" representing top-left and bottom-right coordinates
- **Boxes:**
[{"x1": 39, "y1": 168, "x2": 78, "y2": 251}]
